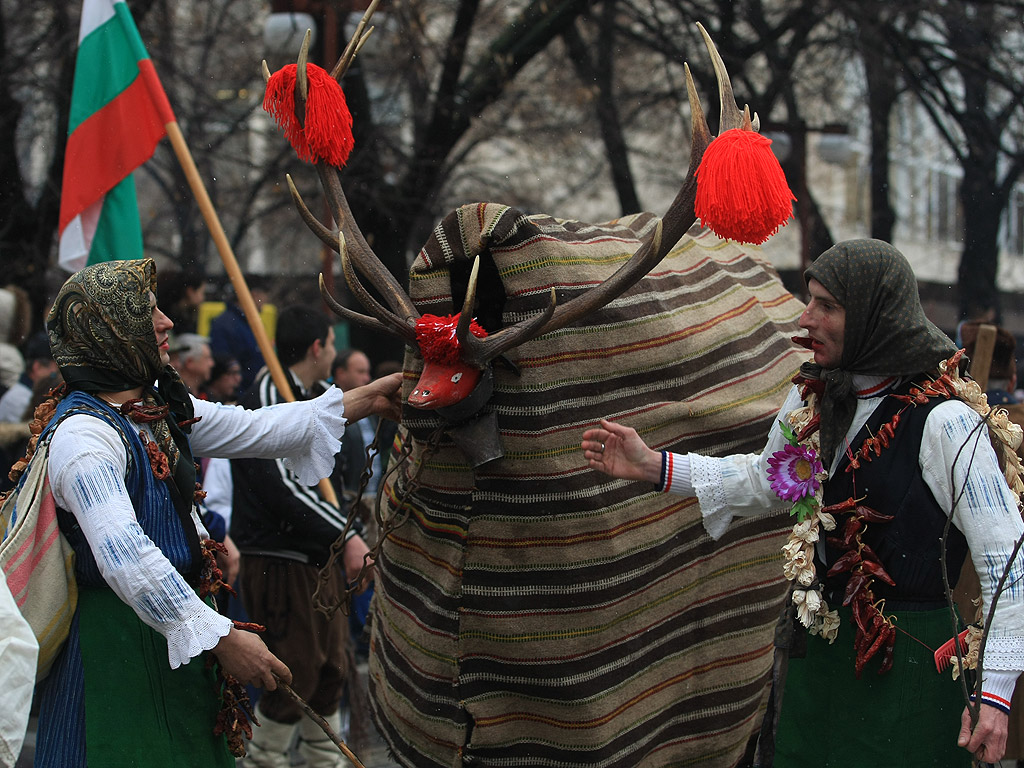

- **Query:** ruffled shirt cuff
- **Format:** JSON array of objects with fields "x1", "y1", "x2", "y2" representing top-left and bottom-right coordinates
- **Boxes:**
[
  {"x1": 980, "y1": 635, "x2": 1024, "y2": 674},
  {"x1": 165, "y1": 604, "x2": 233, "y2": 669},
  {"x1": 658, "y1": 452, "x2": 734, "y2": 540},
  {"x1": 280, "y1": 386, "x2": 347, "y2": 486}
]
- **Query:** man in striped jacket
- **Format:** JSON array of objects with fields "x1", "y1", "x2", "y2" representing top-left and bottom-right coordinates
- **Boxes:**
[{"x1": 230, "y1": 305, "x2": 368, "y2": 768}]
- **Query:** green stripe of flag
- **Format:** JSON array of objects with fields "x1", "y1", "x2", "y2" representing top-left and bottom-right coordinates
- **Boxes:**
[
  {"x1": 87, "y1": 175, "x2": 144, "y2": 266},
  {"x1": 68, "y1": 4, "x2": 152, "y2": 134}
]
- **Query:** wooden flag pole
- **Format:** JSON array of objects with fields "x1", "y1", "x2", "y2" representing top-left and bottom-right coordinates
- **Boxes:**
[{"x1": 163, "y1": 119, "x2": 340, "y2": 507}]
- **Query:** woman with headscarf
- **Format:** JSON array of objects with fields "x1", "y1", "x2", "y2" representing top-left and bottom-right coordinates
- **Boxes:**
[
  {"x1": 27, "y1": 259, "x2": 400, "y2": 767},
  {"x1": 582, "y1": 240, "x2": 1024, "y2": 766}
]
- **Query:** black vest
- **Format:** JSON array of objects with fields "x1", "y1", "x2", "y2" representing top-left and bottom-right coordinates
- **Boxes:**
[{"x1": 820, "y1": 388, "x2": 969, "y2": 610}]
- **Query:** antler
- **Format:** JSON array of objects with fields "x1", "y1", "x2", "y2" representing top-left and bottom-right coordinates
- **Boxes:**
[
  {"x1": 288, "y1": 15, "x2": 756, "y2": 369},
  {"x1": 456, "y1": 23, "x2": 738, "y2": 365}
]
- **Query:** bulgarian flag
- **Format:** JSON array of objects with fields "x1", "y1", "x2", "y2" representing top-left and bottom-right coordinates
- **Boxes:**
[{"x1": 58, "y1": 0, "x2": 175, "y2": 272}]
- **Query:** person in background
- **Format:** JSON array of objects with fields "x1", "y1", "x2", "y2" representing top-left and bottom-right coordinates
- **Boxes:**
[
  {"x1": 230, "y1": 307, "x2": 381, "y2": 768},
  {"x1": 331, "y1": 349, "x2": 379, "y2": 498},
  {"x1": 0, "y1": 285, "x2": 31, "y2": 398},
  {"x1": 203, "y1": 355, "x2": 243, "y2": 404},
  {"x1": 158, "y1": 266, "x2": 207, "y2": 335},
  {"x1": 199, "y1": 355, "x2": 244, "y2": 579},
  {"x1": 0, "y1": 331, "x2": 57, "y2": 423},
  {"x1": 333, "y1": 348, "x2": 371, "y2": 391},
  {"x1": 0, "y1": 368, "x2": 63, "y2": 495},
  {"x1": 328, "y1": 349, "x2": 399, "y2": 665},
  {"x1": 209, "y1": 280, "x2": 269, "y2": 393},
  {"x1": 170, "y1": 333, "x2": 215, "y2": 397},
  {"x1": 583, "y1": 240, "x2": 1024, "y2": 767},
  {"x1": 332, "y1": 349, "x2": 400, "y2": 504},
  {"x1": 167, "y1": 331, "x2": 237, "y2": 586},
  {"x1": 374, "y1": 359, "x2": 403, "y2": 378}
]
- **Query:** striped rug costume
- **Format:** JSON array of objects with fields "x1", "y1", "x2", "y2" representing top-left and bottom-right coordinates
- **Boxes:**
[{"x1": 368, "y1": 203, "x2": 807, "y2": 767}]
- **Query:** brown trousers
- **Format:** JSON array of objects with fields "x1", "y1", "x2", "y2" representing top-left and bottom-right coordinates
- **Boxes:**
[{"x1": 240, "y1": 555, "x2": 349, "y2": 723}]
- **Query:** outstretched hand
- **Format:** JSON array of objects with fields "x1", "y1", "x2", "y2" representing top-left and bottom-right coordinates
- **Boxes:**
[
  {"x1": 342, "y1": 371, "x2": 404, "y2": 423},
  {"x1": 581, "y1": 419, "x2": 662, "y2": 484},
  {"x1": 958, "y1": 703, "x2": 1008, "y2": 764}
]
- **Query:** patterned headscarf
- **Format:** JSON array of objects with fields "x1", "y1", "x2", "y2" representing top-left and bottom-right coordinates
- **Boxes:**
[
  {"x1": 803, "y1": 239, "x2": 957, "y2": 465},
  {"x1": 47, "y1": 259, "x2": 197, "y2": 515}
]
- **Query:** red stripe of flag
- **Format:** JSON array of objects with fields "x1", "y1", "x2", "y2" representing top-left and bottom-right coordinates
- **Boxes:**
[{"x1": 58, "y1": 68, "x2": 168, "y2": 232}]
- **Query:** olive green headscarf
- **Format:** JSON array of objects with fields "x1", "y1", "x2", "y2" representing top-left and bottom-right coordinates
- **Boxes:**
[
  {"x1": 47, "y1": 259, "x2": 198, "y2": 519},
  {"x1": 803, "y1": 239, "x2": 957, "y2": 466}
]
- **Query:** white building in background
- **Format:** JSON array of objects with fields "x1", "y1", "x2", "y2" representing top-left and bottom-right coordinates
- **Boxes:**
[{"x1": 753, "y1": 94, "x2": 1024, "y2": 334}]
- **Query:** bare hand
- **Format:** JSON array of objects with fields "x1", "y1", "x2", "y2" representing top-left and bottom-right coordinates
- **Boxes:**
[
  {"x1": 217, "y1": 533, "x2": 241, "y2": 586},
  {"x1": 212, "y1": 627, "x2": 292, "y2": 690},
  {"x1": 343, "y1": 533, "x2": 375, "y2": 593},
  {"x1": 958, "y1": 703, "x2": 1009, "y2": 763},
  {"x1": 581, "y1": 419, "x2": 662, "y2": 484},
  {"x1": 342, "y1": 372, "x2": 403, "y2": 423}
]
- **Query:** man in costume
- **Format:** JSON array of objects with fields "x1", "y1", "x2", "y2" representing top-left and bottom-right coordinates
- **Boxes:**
[
  {"x1": 29, "y1": 260, "x2": 400, "y2": 767},
  {"x1": 583, "y1": 239, "x2": 1024, "y2": 766},
  {"x1": 230, "y1": 305, "x2": 371, "y2": 768}
]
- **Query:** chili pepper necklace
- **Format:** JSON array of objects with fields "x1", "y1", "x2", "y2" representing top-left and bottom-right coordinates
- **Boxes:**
[{"x1": 772, "y1": 350, "x2": 998, "y2": 675}]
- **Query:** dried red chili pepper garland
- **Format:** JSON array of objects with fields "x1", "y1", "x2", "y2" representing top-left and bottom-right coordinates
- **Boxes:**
[
  {"x1": 140, "y1": 433, "x2": 171, "y2": 479},
  {"x1": 198, "y1": 538, "x2": 263, "y2": 758},
  {"x1": 822, "y1": 497, "x2": 898, "y2": 676},
  {"x1": 780, "y1": 355, "x2": 970, "y2": 675}
]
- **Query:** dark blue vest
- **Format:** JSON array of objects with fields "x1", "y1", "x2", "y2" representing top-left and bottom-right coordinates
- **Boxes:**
[{"x1": 47, "y1": 391, "x2": 200, "y2": 586}]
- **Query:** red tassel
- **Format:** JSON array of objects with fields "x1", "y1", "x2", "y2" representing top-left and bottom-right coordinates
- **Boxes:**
[
  {"x1": 263, "y1": 63, "x2": 354, "y2": 167},
  {"x1": 695, "y1": 128, "x2": 795, "y2": 245},
  {"x1": 415, "y1": 314, "x2": 488, "y2": 365}
]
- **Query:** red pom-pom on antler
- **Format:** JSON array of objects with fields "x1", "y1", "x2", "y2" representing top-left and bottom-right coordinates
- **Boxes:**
[
  {"x1": 415, "y1": 314, "x2": 488, "y2": 365},
  {"x1": 263, "y1": 63, "x2": 354, "y2": 167},
  {"x1": 695, "y1": 128, "x2": 795, "y2": 245}
]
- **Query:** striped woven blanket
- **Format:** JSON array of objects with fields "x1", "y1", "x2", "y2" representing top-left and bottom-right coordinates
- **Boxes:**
[{"x1": 368, "y1": 203, "x2": 808, "y2": 768}]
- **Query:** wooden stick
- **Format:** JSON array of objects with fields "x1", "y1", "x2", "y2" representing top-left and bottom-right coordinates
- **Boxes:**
[
  {"x1": 969, "y1": 323, "x2": 998, "y2": 392},
  {"x1": 274, "y1": 675, "x2": 366, "y2": 767},
  {"x1": 162, "y1": 119, "x2": 340, "y2": 507}
]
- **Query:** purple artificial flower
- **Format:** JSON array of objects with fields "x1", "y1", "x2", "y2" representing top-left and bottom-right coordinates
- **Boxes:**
[{"x1": 767, "y1": 443, "x2": 823, "y2": 502}]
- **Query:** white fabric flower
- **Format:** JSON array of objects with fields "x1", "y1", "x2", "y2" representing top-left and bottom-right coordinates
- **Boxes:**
[
  {"x1": 781, "y1": 538, "x2": 805, "y2": 560},
  {"x1": 783, "y1": 547, "x2": 813, "y2": 581},
  {"x1": 819, "y1": 609, "x2": 840, "y2": 643},
  {"x1": 790, "y1": 519, "x2": 819, "y2": 543},
  {"x1": 792, "y1": 588, "x2": 822, "y2": 627},
  {"x1": 796, "y1": 565, "x2": 817, "y2": 586}
]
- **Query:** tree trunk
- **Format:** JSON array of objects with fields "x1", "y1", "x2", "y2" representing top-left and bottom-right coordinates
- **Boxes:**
[
  {"x1": 957, "y1": 162, "x2": 1004, "y2": 322},
  {"x1": 858, "y1": 13, "x2": 897, "y2": 242},
  {"x1": 954, "y1": 8, "x2": 1006, "y2": 322},
  {"x1": 563, "y1": 1, "x2": 641, "y2": 216}
]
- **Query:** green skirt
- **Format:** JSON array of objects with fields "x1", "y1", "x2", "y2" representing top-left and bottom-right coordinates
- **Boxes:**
[
  {"x1": 79, "y1": 588, "x2": 234, "y2": 767},
  {"x1": 775, "y1": 606, "x2": 970, "y2": 768}
]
